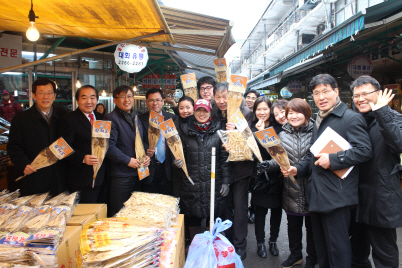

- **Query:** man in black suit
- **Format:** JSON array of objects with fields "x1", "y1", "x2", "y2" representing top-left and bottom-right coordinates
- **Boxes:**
[
  {"x1": 138, "y1": 88, "x2": 177, "y2": 195},
  {"x1": 59, "y1": 85, "x2": 105, "y2": 203},
  {"x1": 8, "y1": 78, "x2": 67, "y2": 196}
]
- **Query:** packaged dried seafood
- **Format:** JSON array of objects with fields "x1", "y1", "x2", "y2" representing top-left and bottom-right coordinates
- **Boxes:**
[
  {"x1": 27, "y1": 193, "x2": 49, "y2": 207},
  {"x1": 214, "y1": 58, "x2": 230, "y2": 83},
  {"x1": 148, "y1": 111, "x2": 164, "y2": 151},
  {"x1": 116, "y1": 205, "x2": 172, "y2": 229},
  {"x1": 160, "y1": 119, "x2": 194, "y2": 185},
  {"x1": 15, "y1": 138, "x2": 74, "y2": 181},
  {"x1": 0, "y1": 190, "x2": 9, "y2": 196},
  {"x1": 42, "y1": 192, "x2": 67, "y2": 207},
  {"x1": 231, "y1": 109, "x2": 263, "y2": 163},
  {"x1": 159, "y1": 229, "x2": 177, "y2": 268},
  {"x1": 0, "y1": 209, "x2": 18, "y2": 225},
  {"x1": 227, "y1": 75, "x2": 247, "y2": 122},
  {"x1": 218, "y1": 130, "x2": 253, "y2": 162},
  {"x1": 60, "y1": 191, "x2": 79, "y2": 208},
  {"x1": 16, "y1": 206, "x2": 33, "y2": 217},
  {"x1": 135, "y1": 116, "x2": 149, "y2": 180},
  {"x1": 10, "y1": 195, "x2": 35, "y2": 207},
  {"x1": 0, "y1": 190, "x2": 20, "y2": 205},
  {"x1": 180, "y1": 73, "x2": 198, "y2": 101},
  {"x1": 92, "y1": 121, "x2": 111, "y2": 187},
  {"x1": 254, "y1": 127, "x2": 297, "y2": 184}
]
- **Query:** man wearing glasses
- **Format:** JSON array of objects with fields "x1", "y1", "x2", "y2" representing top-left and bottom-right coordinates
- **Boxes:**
[
  {"x1": 104, "y1": 85, "x2": 151, "y2": 216},
  {"x1": 8, "y1": 78, "x2": 68, "y2": 195},
  {"x1": 283, "y1": 74, "x2": 372, "y2": 268},
  {"x1": 244, "y1": 89, "x2": 260, "y2": 109},
  {"x1": 350, "y1": 76, "x2": 402, "y2": 268},
  {"x1": 138, "y1": 88, "x2": 177, "y2": 195}
]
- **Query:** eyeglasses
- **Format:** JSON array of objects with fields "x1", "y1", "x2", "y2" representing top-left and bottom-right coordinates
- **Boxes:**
[
  {"x1": 353, "y1": 90, "x2": 380, "y2": 100},
  {"x1": 312, "y1": 89, "x2": 334, "y2": 97},
  {"x1": 147, "y1": 99, "x2": 163, "y2": 103},
  {"x1": 35, "y1": 92, "x2": 54, "y2": 97},
  {"x1": 246, "y1": 96, "x2": 257, "y2": 100},
  {"x1": 116, "y1": 95, "x2": 134, "y2": 100},
  {"x1": 200, "y1": 85, "x2": 213, "y2": 92}
]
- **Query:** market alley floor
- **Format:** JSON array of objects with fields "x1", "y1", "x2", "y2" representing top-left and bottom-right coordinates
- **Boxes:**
[{"x1": 241, "y1": 210, "x2": 402, "y2": 268}]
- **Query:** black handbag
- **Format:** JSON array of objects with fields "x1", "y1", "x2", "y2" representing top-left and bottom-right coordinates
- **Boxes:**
[{"x1": 249, "y1": 161, "x2": 274, "y2": 193}]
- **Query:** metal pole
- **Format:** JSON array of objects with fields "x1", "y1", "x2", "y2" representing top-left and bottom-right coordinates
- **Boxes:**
[
  {"x1": 210, "y1": 147, "x2": 216, "y2": 232},
  {"x1": 72, "y1": 71, "x2": 77, "y2": 111},
  {"x1": 33, "y1": 43, "x2": 37, "y2": 81},
  {"x1": 0, "y1": 31, "x2": 166, "y2": 74},
  {"x1": 28, "y1": 70, "x2": 33, "y2": 107}
]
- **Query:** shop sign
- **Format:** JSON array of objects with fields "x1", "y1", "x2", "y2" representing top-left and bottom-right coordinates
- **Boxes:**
[
  {"x1": 370, "y1": 47, "x2": 402, "y2": 67},
  {"x1": 114, "y1": 44, "x2": 148, "y2": 73},
  {"x1": 142, "y1": 74, "x2": 176, "y2": 89},
  {"x1": 385, "y1": 84, "x2": 401, "y2": 95},
  {"x1": 280, "y1": 87, "x2": 292, "y2": 98},
  {"x1": 347, "y1": 55, "x2": 372, "y2": 79},
  {"x1": 0, "y1": 34, "x2": 22, "y2": 68},
  {"x1": 287, "y1": 80, "x2": 302, "y2": 94}
]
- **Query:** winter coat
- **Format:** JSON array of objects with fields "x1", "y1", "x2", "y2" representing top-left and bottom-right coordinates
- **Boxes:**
[
  {"x1": 268, "y1": 121, "x2": 313, "y2": 215},
  {"x1": 0, "y1": 95, "x2": 22, "y2": 122},
  {"x1": 179, "y1": 118, "x2": 232, "y2": 219},
  {"x1": 212, "y1": 103, "x2": 255, "y2": 181},
  {"x1": 250, "y1": 122, "x2": 283, "y2": 209},
  {"x1": 8, "y1": 105, "x2": 68, "y2": 196},
  {"x1": 357, "y1": 106, "x2": 402, "y2": 228},
  {"x1": 296, "y1": 102, "x2": 372, "y2": 214}
]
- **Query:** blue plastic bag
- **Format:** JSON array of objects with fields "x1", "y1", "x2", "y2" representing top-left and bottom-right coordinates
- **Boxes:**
[{"x1": 184, "y1": 218, "x2": 244, "y2": 268}]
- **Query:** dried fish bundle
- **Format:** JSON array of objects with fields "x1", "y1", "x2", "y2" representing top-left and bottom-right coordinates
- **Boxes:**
[
  {"x1": 160, "y1": 119, "x2": 194, "y2": 185},
  {"x1": 43, "y1": 192, "x2": 67, "y2": 207},
  {"x1": 184, "y1": 87, "x2": 198, "y2": 102},
  {"x1": 254, "y1": 127, "x2": 297, "y2": 184},
  {"x1": 92, "y1": 121, "x2": 112, "y2": 188},
  {"x1": 60, "y1": 191, "x2": 79, "y2": 208},
  {"x1": 116, "y1": 205, "x2": 172, "y2": 230},
  {"x1": 216, "y1": 71, "x2": 228, "y2": 83},
  {"x1": 227, "y1": 91, "x2": 243, "y2": 122},
  {"x1": 217, "y1": 130, "x2": 253, "y2": 162},
  {"x1": 214, "y1": 58, "x2": 230, "y2": 83},
  {"x1": 0, "y1": 190, "x2": 20, "y2": 205},
  {"x1": 28, "y1": 193, "x2": 49, "y2": 207},
  {"x1": 15, "y1": 138, "x2": 74, "y2": 182},
  {"x1": 148, "y1": 111, "x2": 164, "y2": 152},
  {"x1": 0, "y1": 209, "x2": 18, "y2": 226},
  {"x1": 0, "y1": 190, "x2": 9, "y2": 196},
  {"x1": 134, "y1": 116, "x2": 149, "y2": 181},
  {"x1": 21, "y1": 212, "x2": 51, "y2": 234}
]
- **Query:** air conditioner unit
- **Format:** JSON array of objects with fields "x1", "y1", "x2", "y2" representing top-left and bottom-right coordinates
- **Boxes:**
[
  {"x1": 316, "y1": 24, "x2": 326, "y2": 36},
  {"x1": 299, "y1": 34, "x2": 315, "y2": 48}
]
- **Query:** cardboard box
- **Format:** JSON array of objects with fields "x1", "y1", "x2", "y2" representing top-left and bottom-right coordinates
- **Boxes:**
[
  {"x1": 72, "y1": 204, "x2": 107, "y2": 220},
  {"x1": 67, "y1": 214, "x2": 97, "y2": 229},
  {"x1": 56, "y1": 225, "x2": 81, "y2": 268},
  {"x1": 172, "y1": 214, "x2": 185, "y2": 268}
]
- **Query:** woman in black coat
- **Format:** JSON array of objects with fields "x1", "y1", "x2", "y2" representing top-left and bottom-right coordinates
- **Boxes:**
[
  {"x1": 172, "y1": 96, "x2": 194, "y2": 197},
  {"x1": 177, "y1": 99, "x2": 231, "y2": 241},
  {"x1": 251, "y1": 96, "x2": 284, "y2": 258},
  {"x1": 95, "y1": 103, "x2": 106, "y2": 120}
]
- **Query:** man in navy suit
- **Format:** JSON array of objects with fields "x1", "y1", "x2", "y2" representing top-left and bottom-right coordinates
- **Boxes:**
[
  {"x1": 59, "y1": 85, "x2": 106, "y2": 203},
  {"x1": 104, "y1": 85, "x2": 150, "y2": 216},
  {"x1": 138, "y1": 88, "x2": 177, "y2": 195}
]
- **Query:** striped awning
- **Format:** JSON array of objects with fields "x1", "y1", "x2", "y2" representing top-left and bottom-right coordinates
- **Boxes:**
[{"x1": 249, "y1": 74, "x2": 281, "y2": 90}]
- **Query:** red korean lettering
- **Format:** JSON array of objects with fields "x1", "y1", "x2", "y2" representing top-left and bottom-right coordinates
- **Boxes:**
[{"x1": 0, "y1": 48, "x2": 8, "y2": 57}]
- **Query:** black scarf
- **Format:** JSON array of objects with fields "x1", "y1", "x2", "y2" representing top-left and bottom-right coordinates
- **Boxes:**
[
  {"x1": 119, "y1": 107, "x2": 136, "y2": 131},
  {"x1": 179, "y1": 115, "x2": 193, "y2": 124},
  {"x1": 194, "y1": 117, "x2": 212, "y2": 133},
  {"x1": 362, "y1": 111, "x2": 376, "y2": 126}
]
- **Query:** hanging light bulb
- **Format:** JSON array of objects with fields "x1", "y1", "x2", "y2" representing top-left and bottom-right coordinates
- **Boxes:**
[
  {"x1": 102, "y1": 90, "x2": 107, "y2": 97},
  {"x1": 76, "y1": 77, "x2": 81, "y2": 88},
  {"x1": 26, "y1": 0, "x2": 39, "y2": 42},
  {"x1": 133, "y1": 85, "x2": 137, "y2": 92}
]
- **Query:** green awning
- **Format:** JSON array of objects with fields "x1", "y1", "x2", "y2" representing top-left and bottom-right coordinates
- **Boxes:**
[{"x1": 365, "y1": 0, "x2": 402, "y2": 24}]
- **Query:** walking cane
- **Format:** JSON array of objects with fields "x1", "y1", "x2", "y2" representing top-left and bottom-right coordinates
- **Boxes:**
[{"x1": 210, "y1": 147, "x2": 216, "y2": 233}]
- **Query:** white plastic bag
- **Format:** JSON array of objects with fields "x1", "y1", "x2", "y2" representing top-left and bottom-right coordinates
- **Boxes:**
[{"x1": 184, "y1": 218, "x2": 244, "y2": 268}]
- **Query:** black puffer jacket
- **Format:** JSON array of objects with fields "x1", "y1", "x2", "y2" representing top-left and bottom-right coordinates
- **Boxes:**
[
  {"x1": 268, "y1": 121, "x2": 313, "y2": 215},
  {"x1": 180, "y1": 118, "x2": 232, "y2": 219},
  {"x1": 250, "y1": 122, "x2": 283, "y2": 209}
]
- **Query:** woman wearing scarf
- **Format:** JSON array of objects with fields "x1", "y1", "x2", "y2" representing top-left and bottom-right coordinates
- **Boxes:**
[{"x1": 176, "y1": 99, "x2": 231, "y2": 241}]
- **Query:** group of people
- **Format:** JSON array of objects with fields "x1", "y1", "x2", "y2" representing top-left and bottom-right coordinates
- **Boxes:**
[{"x1": 6, "y1": 73, "x2": 402, "y2": 268}]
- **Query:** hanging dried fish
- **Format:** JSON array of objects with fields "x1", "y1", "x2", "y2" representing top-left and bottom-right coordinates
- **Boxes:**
[
  {"x1": 160, "y1": 119, "x2": 194, "y2": 185},
  {"x1": 217, "y1": 130, "x2": 253, "y2": 162},
  {"x1": 180, "y1": 73, "x2": 198, "y2": 101},
  {"x1": 134, "y1": 116, "x2": 149, "y2": 180},
  {"x1": 227, "y1": 74, "x2": 248, "y2": 123},
  {"x1": 15, "y1": 138, "x2": 74, "y2": 182},
  {"x1": 254, "y1": 127, "x2": 297, "y2": 184},
  {"x1": 148, "y1": 111, "x2": 163, "y2": 151},
  {"x1": 91, "y1": 121, "x2": 111, "y2": 188},
  {"x1": 214, "y1": 58, "x2": 230, "y2": 83}
]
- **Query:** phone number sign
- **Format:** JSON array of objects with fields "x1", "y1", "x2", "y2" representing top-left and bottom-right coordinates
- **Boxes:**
[{"x1": 114, "y1": 43, "x2": 148, "y2": 73}]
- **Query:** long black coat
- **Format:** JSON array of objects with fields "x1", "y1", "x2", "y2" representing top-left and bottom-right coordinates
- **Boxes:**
[
  {"x1": 268, "y1": 121, "x2": 314, "y2": 214},
  {"x1": 138, "y1": 111, "x2": 177, "y2": 185},
  {"x1": 357, "y1": 106, "x2": 402, "y2": 228},
  {"x1": 250, "y1": 122, "x2": 283, "y2": 209},
  {"x1": 297, "y1": 102, "x2": 372, "y2": 214},
  {"x1": 8, "y1": 105, "x2": 68, "y2": 196},
  {"x1": 212, "y1": 103, "x2": 255, "y2": 181},
  {"x1": 59, "y1": 109, "x2": 106, "y2": 188},
  {"x1": 180, "y1": 119, "x2": 231, "y2": 219}
]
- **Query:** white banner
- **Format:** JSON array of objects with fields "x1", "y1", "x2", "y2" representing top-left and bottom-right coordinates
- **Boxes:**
[{"x1": 0, "y1": 34, "x2": 22, "y2": 68}]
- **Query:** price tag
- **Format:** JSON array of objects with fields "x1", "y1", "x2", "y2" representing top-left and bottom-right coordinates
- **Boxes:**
[
  {"x1": 160, "y1": 118, "x2": 178, "y2": 139},
  {"x1": 138, "y1": 166, "x2": 150, "y2": 181},
  {"x1": 213, "y1": 58, "x2": 227, "y2": 72},
  {"x1": 94, "y1": 233, "x2": 111, "y2": 248},
  {"x1": 49, "y1": 137, "x2": 74, "y2": 160},
  {"x1": 254, "y1": 127, "x2": 281, "y2": 148},
  {"x1": 229, "y1": 75, "x2": 247, "y2": 94},
  {"x1": 230, "y1": 110, "x2": 248, "y2": 132},
  {"x1": 149, "y1": 111, "x2": 164, "y2": 128},
  {"x1": 180, "y1": 73, "x2": 197, "y2": 89},
  {"x1": 92, "y1": 120, "x2": 112, "y2": 138}
]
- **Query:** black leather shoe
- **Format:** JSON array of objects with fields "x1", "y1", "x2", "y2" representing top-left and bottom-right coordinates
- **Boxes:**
[
  {"x1": 269, "y1": 240, "x2": 279, "y2": 256},
  {"x1": 236, "y1": 248, "x2": 247, "y2": 260},
  {"x1": 281, "y1": 254, "x2": 303, "y2": 268},
  {"x1": 304, "y1": 259, "x2": 317, "y2": 268},
  {"x1": 257, "y1": 244, "x2": 267, "y2": 258},
  {"x1": 248, "y1": 212, "x2": 255, "y2": 224}
]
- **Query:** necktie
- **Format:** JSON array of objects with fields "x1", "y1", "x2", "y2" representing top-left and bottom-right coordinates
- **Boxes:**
[
  {"x1": 155, "y1": 135, "x2": 165, "y2": 163},
  {"x1": 88, "y1": 114, "x2": 95, "y2": 125}
]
